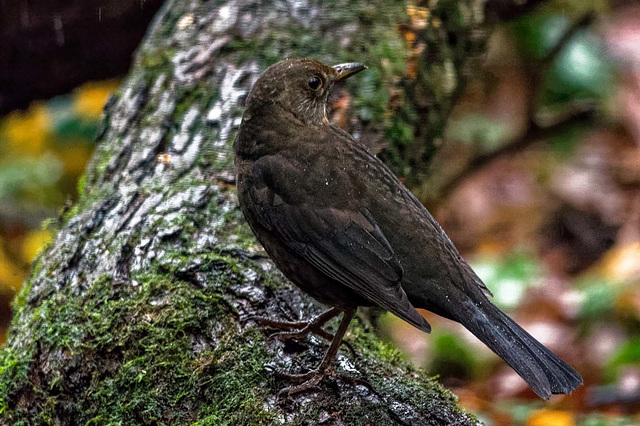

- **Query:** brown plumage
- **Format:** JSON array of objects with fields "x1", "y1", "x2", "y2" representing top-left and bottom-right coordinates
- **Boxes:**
[{"x1": 234, "y1": 59, "x2": 582, "y2": 398}]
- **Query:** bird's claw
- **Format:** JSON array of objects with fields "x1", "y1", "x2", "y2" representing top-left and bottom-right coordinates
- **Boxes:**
[
  {"x1": 261, "y1": 321, "x2": 357, "y2": 358},
  {"x1": 275, "y1": 365, "x2": 334, "y2": 398},
  {"x1": 249, "y1": 308, "x2": 343, "y2": 345},
  {"x1": 266, "y1": 329, "x2": 307, "y2": 343},
  {"x1": 245, "y1": 315, "x2": 306, "y2": 330},
  {"x1": 266, "y1": 324, "x2": 333, "y2": 342}
]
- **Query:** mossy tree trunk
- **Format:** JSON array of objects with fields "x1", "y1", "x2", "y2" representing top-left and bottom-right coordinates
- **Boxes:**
[{"x1": 0, "y1": 0, "x2": 538, "y2": 424}]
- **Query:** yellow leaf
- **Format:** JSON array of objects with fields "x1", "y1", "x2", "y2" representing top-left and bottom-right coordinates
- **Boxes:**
[
  {"x1": 73, "y1": 80, "x2": 120, "y2": 119},
  {"x1": 406, "y1": 4, "x2": 430, "y2": 29},
  {"x1": 21, "y1": 229, "x2": 53, "y2": 264},
  {"x1": 57, "y1": 142, "x2": 92, "y2": 177},
  {"x1": 2, "y1": 103, "x2": 51, "y2": 155},
  {"x1": 599, "y1": 243, "x2": 640, "y2": 283},
  {"x1": 0, "y1": 240, "x2": 25, "y2": 292},
  {"x1": 527, "y1": 410, "x2": 575, "y2": 426}
]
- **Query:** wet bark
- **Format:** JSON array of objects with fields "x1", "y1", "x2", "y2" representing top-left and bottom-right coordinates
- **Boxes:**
[{"x1": 0, "y1": 0, "x2": 541, "y2": 424}]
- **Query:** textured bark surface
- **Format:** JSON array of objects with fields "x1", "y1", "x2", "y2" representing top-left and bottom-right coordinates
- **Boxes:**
[{"x1": 0, "y1": 0, "x2": 538, "y2": 424}]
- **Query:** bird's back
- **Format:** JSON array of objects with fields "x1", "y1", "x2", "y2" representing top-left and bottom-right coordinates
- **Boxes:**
[{"x1": 306, "y1": 125, "x2": 491, "y2": 311}]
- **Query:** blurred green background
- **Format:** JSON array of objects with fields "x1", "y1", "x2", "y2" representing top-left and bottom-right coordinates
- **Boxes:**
[
  {"x1": 0, "y1": 80, "x2": 119, "y2": 342},
  {"x1": 1, "y1": 0, "x2": 640, "y2": 425}
]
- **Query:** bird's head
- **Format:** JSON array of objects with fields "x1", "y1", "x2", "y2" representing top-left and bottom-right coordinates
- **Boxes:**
[{"x1": 244, "y1": 59, "x2": 366, "y2": 125}]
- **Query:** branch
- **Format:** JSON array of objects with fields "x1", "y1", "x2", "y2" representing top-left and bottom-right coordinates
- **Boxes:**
[
  {"x1": 438, "y1": 108, "x2": 597, "y2": 201},
  {"x1": 484, "y1": 0, "x2": 547, "y2": 23},
  {"x1": 420, "y1": 12, "x2": 599, "y2": 206}
]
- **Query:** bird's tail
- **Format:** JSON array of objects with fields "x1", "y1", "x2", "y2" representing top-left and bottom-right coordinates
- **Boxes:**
[{"x1": 455, "y1": 297, "x2": 582, "y2": 399}]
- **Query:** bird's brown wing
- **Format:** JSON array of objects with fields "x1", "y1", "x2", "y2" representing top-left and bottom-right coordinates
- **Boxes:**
[{"x1": 249, "y1": 186, "x2": 431, "y2": 333}]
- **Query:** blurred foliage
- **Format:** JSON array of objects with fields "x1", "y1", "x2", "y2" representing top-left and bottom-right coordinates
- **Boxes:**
[
  {"x1": 473, "y1": 251, "x2": 541, "y2": 310},
  {"x1": 578, "y1": 278, "x2": 619, "y2": 320},
  {"x1": 605, "y1": 338, "x2": 640, "y2": 382},
  {"x1": 430, "y1": 331, "x2": 478, "y2": 381},
  {"x1": 449, "y1": 9, "x2": 617, "y2": 159},
  {"x1": 384, "y1": 1, "x2": 640, "y2": 424},
  {"x1": 543, "y1": 30, "x2": 614, "y2": 105},
  {"x1": 0, "y1": 79, "x2": 119, "y2": 343},
  {"x1": 512, "y1": 12, "x2": 615, "y2": 106},
  {"x1": 548, "y1": 126, "x2": 582, "y2": 158},
  {"x1": 511, "y1": 14, "x2": 572, "y2": 60},
  {"x1": 446, "y1": 113, "x2": 509, "y2": 152},
  {"x1": 527, "y1": 409, "x2": 575, "y2": 426}
]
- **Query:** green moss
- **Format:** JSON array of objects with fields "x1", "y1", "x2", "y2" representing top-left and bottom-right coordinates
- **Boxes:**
[
  {"x1": 138, "y1": 47, "x2": 179, "y2": 82},
  {"x1": 0, "y1": 347, "x2": 32, "y2": 416},
  {"x1": 76, "y1": 174, "x2": 87, "y2": 196},
  {"x1": 0, "y1": 254, "x2": 275, "y2": 424},
  {"x1": 83, "y1": 141, "x2": 118, "y2": 193},
  {"x1": 76, "y1": 269, "x2": 276, "y2": 424},
  {"x1": 349, "y1": 317, "x2": 406, "y2": 365},
  {"x1": 193, "y1": 329, "x2": 276, "y2": 425},
  {"x1": 0, "y1": 240, "x2": 470, "y2": 424},
  {"x1": 173, "y1": 83, "x2": 217, "y2": 121},
  {"x1": 60, "y1": 185, "x2": 112, "y2": 228},
  {"x1": 346, "y1": 4, "x2": 408, "y2": 125}
]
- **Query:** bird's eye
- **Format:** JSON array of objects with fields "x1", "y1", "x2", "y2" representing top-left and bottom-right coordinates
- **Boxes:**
[{"x1": 307, "y1": 76, "x2": 322, "y2": 91}]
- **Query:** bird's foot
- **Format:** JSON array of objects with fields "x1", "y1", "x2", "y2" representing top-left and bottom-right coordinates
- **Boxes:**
[
  {"x1": 266, "y1": 323, "x2": 334, "y2": 343},
  {"x1": 251, "y1": 311, "x2": 356, "y2": 358},
  {"x1": 247, "y1": 307, "x2": 342, "y2": 343},
  {"x1": 247, "y1": 315, "x2": 308, "y2": 331},
  {"x1": 275, "y1": 365, "x2": 334, "y2": 398},
  {"x1": 273, "y1": 309, "x2": 357, "y2": 398}
]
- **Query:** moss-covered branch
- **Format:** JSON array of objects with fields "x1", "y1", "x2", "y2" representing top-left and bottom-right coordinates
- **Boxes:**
[{"x1": 0, "y1": 0, "x2": 535, "y2": 423}]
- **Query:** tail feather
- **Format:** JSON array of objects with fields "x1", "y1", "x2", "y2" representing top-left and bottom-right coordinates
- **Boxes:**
[
  {"x1": 494, "y1": 306, "x2": 582, "y2": 395},
  {"x1": 456, "y1": 298, "x2": 582, "y2": 399}
]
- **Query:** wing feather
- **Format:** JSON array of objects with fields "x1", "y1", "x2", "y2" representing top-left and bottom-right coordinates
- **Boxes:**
[{"x1": 250, "y1": 186, "x2": 430, "y2": 332}]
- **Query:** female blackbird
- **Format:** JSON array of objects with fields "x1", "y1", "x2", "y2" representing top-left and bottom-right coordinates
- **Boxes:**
[{"x1": 234, "y1": 59, "x2": 582, "y2": 398}]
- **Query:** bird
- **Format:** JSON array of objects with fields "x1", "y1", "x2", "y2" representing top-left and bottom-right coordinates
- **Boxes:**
[{"x1": 234, "y1": 58, "x2": 583, "y2": 398}]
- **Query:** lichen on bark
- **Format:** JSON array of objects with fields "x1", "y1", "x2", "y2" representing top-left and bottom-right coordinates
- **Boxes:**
[{"x1": 0, "y1": 0, "x2": 527, "y2": 424}]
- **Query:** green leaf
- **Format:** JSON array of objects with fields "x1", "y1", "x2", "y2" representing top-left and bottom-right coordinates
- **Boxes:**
[
  {"x1": 605, "y1": 337, "x2": 640, "y2": 382},
  {"x1": 430, "y1": 331, "x2": 477, "y2": 380},
  {"x1": 446, "y1": 113, "x2": 508, "y2": 152},
  {"x1": 543, "y1": 30, "x2": 614, "y2": 104},
  {"x1": 511, "y1": 14, "x2": 571, "y2": 60},
  {"x1": 472, "y1": 251, "x2": 540, "y2": 309},
  {"x1": 578, "y1": 278, "x2": 618, "y2": 319}
]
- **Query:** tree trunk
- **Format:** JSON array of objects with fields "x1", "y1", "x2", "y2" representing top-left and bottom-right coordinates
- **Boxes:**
[{"x1": 0, "y1": 0, "x2": 536, "y2": 423}]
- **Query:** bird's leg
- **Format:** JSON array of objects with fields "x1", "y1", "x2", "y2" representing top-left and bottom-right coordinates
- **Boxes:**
[
  {"x1": 277, "y1": 309, "x2": 356, "y2": 397},
  {"x1": 250, "y1": 307, "x2": 341, "y2": 343}
]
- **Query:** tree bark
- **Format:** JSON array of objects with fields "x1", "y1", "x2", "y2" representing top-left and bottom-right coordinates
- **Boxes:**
[{"x1": 0, "y1": 0, "x2": 537, "y2": 424}]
